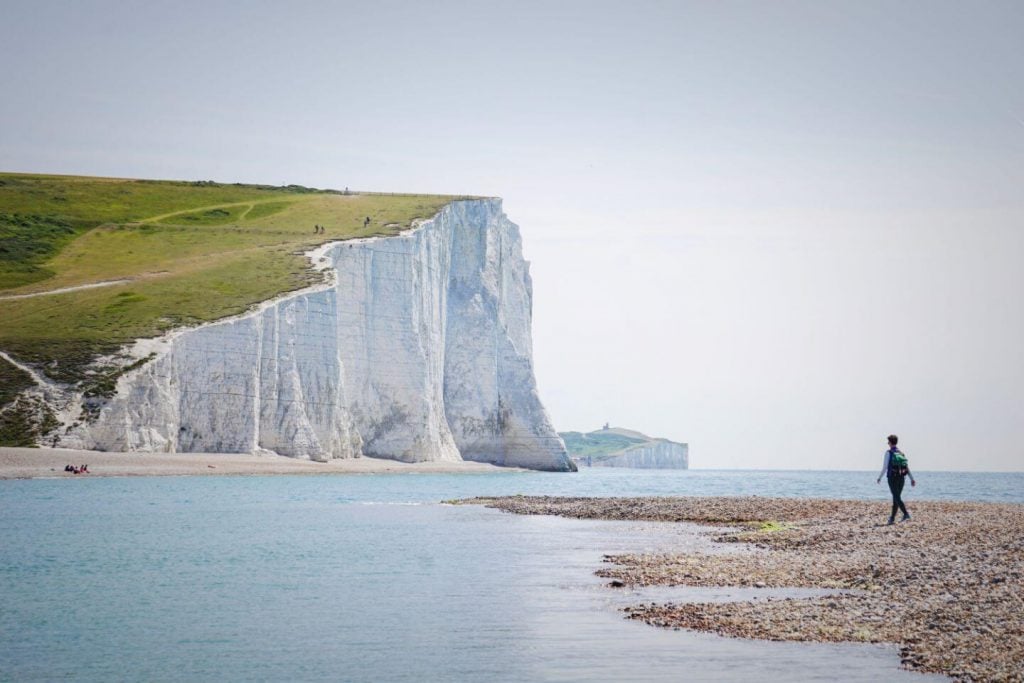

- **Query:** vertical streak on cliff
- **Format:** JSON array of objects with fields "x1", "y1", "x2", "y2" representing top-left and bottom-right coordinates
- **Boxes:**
[
  {"x1": 252, "y1": 301, "x2": 266, "y2": 454},
  {"x1": 489, "y1": 219, "x2": 501, "y2": 464}
]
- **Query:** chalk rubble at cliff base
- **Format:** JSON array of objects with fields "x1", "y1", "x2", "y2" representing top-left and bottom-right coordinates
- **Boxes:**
[
  {"x1": 463, "y1": 495, "x2": 1024, "y2": 683},
  {"x1": 56, "y1": 200, "x2": 573, "y2": 472}
]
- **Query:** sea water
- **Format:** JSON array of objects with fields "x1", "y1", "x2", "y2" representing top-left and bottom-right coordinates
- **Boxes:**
[{"x1": 2, "y1": 468, "x2": 1011, "y2": 682}]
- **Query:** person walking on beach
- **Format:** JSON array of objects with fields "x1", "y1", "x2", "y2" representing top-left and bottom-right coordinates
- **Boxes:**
[{"x1": 877, "y1": 434, "x2": 915, "y2": 524}]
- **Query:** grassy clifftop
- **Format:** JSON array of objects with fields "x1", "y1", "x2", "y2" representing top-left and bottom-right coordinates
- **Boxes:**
[{"x1": 0, "y1": 173, "x2": 460, "y2": 429}]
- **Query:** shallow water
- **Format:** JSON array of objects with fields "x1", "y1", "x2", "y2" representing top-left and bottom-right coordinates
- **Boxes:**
[
  {"x1": 0, "y1": 473, "x2": 960, "y2": 681},
  {"x1": 76, "y1": 465, "x2": 1017, "y2": 503}
]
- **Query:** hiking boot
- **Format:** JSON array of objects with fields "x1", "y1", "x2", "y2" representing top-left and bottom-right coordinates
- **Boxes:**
[
  {"x1": 901, "y1": 514, "x2": 911, "y2": 522},
  {"x1": 886, "y1": 518, "x2": 895, "y2": 525}
]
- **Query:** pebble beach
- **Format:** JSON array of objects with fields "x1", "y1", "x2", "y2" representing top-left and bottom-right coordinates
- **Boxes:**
[
  {"x1": 0, "y1": 447, "x2": 522, "y2": 479},
  {"x1": 463, "y1": 495, "x2": 1024, "y2": 682}
]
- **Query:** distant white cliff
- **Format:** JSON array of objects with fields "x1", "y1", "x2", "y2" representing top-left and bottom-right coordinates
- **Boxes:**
[
  {"x1": 61, "y1": 199, "x2": 574, "y2": 471},
  {"x1": 592, "y1": 439, "x2": 688, "y2": 469},
  {"x1": 560, "y1": 427, "x2": 688, "y2": 469}
]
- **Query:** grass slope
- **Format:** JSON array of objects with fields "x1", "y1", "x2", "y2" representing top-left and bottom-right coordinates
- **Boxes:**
[
  {"x1": 0, "y1": 213, "x2": 81, "y2": 289},
  {"x1": 0, "y1": 173, "x2": 461, "y2": 396},
  {"x1": 0, "y1": 355, "x2": 35, "y2": 407},
  {"x1": 0, "y1": 354, "x2": 54, "y2": 446}
]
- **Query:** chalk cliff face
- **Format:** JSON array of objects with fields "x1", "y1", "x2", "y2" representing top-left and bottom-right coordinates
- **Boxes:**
[
  {"x1": 61, "y1": 199, "x2": 574, "y2": 471},
  {"x1": 592, "y1": 440, "x2": 689, "y2": 469}
]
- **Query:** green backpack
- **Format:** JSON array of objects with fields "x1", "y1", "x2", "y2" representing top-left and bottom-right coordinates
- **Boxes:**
[{"x1": 888, "y1": 449, "x2": 909, "y2": 476}]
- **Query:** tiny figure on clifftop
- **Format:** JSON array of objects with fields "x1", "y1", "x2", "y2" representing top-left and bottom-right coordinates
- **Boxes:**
[
  {"x1": 877, "y1": 434, "x2": 915, "y2": 524},
  {"x1": 364, "y1": 216, "x2": 371, "y2": 228}
]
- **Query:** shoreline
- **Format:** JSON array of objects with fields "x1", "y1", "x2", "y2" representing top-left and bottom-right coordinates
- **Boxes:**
[
  {"x1": 461, "y1": 495, "x2": 1023, "y2": 682},
  {"x1": 0, "y1": 447, "x2": 526, "y2": 479}
]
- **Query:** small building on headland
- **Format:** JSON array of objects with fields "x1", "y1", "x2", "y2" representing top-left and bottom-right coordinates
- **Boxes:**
[{"x1": 559, "y1": 427, "x2": 688, "y2": 469}]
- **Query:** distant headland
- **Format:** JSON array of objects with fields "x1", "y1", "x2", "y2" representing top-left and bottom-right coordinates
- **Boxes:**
[{"x1": 560, "y1": 425, "x2": 688, "y2": 469}]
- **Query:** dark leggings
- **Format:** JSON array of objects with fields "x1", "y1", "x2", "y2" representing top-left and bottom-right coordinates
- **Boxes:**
[{"x1": 887, "y1": 474, "x2": 908, "y2": 519}]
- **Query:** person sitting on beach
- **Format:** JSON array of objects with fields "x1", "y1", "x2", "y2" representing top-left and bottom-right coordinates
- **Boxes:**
[
  {"x1": 64, "y1": 464, "x2": 73, "y2": 472},
  {"x1": 877, "y1": 434, "x2": 916, "y2": 524}
]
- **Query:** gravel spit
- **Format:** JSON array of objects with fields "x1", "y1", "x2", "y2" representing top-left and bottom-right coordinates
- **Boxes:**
[{"x1": 460, "y1": 495, "x2": 1024, "y2": 682}]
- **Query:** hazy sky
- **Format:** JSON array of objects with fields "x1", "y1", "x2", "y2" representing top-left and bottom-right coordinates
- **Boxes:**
[{"x1": 3, "y1": 1, "x2": 1022, "y2": 470}]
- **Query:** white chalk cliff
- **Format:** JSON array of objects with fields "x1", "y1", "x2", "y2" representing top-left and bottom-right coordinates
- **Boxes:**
[
  {"x1": 592, "y1": 440, "x2": 689, "y2": 469},
  {"x1": 61, "y1": 199, "x2": 574, "y2": 471}
]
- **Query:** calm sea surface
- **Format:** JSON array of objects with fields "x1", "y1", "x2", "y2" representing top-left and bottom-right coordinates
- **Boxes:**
[{"x1": 3, "y1": 468, "x2": 1014, "y2": 682}]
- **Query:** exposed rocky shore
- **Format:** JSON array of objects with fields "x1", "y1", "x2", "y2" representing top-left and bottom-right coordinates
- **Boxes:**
[{"x1": 461, "y1": 495, "x2": 1023, "y2": 682}]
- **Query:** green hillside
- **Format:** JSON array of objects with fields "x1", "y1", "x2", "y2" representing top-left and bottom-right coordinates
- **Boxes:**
[{"x1": 0, "y1": 172, "x2": 461, "y2": 442}]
